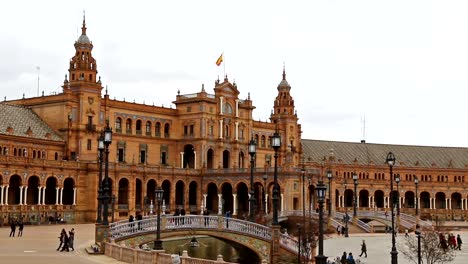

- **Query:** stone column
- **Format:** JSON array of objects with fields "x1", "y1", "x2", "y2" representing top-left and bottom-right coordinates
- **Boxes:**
[
  {"x1": 73, "y1": 187, "x2": 77, "y2": 205},
  {"x1": 37, "y1": 186, "x2": 42, "y2": 205},
  {"x1": 0, "y1": 185, "x2": 3, "y2": 205},
  {"x1": 193, "y1": 151, "x2": 197, "y2": 169},
  {"x1": 42, "y1": 187, "x2": 46, "y2": 205},
  {"x1": 235, "y1": 122, "x2": 239, "y2": 141},
  {"x1": 60, "y1": 187, "x2": 64, "y2": 205},
  {"x1": 203, "y1": 194, "x2": 207, "y2": 209},
  {"x1": 5, "y1": 186, "x2": 9, "y2": 205},
  {"x1": 219, "y1": 96, "x2": 224, "y2": 115},
  {"x1": 280, "y1": 193, "x2": 284, "y2": 215},
  {"x1": 180, "y1": 152, "x2": 184, "y2": 168},
  {"x1": 19, "y1": 186, "x2": 24, "y2": 205},
  {"x1": 218, "y1": 194, "x2": 223, "y2": 215},
  {"x1": 24, "y1": 186, "x2": 28, "y2": 205},
  {"x1": 368, "y1": 196, "x2": 371, "y2": 208},
  {"x1": 233, "y1": 193, "x2": 238, "y2": 216},
  {"x1": 265, "y1": 194, "x2": 269, "y2": 214},
  {"x1": 235, "y1": 99, "x2": 239, "y2": 117},
  {"x1": 219, "y1": 119, "x2": 223, "y2": 139},
  {"x1": 357, "y1": 195, "x2": 360, "y2": 208}
]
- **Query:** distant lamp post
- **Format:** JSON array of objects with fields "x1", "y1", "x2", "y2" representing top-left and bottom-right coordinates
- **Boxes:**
[
  {"x1": 96, "y1": 135, "x2": 104, "y2": 223},
  {"x1": 395, "y1": 175, "x2": 401, "y2": 216},
  {"x1": 154, "y1": 186, "x2": 164, "y2": 250},
  {"x1": 315, "y1": 181, "x2": 327, "y2": 264},
  {"x1": 111, "y1": 194, "x2": 116, "y2": 223},
  {"x1": 414, "y1": 177, "x2": 419, "y2": 216},
  {"x1": 327, "y1": 170, "x2": 332, "y2": 216},
  {"x1": 271, "y1": 128, "x2": 281, "y2": 225},
  {"x1": 344, "y1": 180, "x2": 349, "y2": 237},
  {"x1": 263, "y1": 174, "x2": 268, "y2": 216},
  {"x1": 102, "y1": 125, "x2": 113, "y2": 226},
  {"x1": 386, "y1": 151, "x2": 398, "y2": 264},
  {"x1": 352, "y1": 172, "x2": 358, "y2": 218},
  {"x1": 415, "y1": 224, "x2": 422, "y2": 264},
  {"x1": 248, "y1": 137, "x2": 257, "y2": 222}
]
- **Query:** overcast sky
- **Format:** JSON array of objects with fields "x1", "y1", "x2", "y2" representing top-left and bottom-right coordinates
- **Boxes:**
[{"x1": 2, "y1": 0, "x2": 468, "y2": 147}]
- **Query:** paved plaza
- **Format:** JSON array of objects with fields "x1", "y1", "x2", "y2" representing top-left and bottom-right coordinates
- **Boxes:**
[{"x1": 1, "y1": 223, "x2": 468, "y2": 263}]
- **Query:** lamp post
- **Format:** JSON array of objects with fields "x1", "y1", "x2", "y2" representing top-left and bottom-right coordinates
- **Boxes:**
[
  {"x1": 111, "y1": 194, "x2": 116, "y2": 223},
  {"x1": 344, "y1": 180, "x2": 349, "y2": 237},
  {"x1": 154, "y1": 186, "x2": 164, "y2": 250},
  {"x1": 315, "y1": 181, "x2": 327, "y2": 264},
  {"x1": 415, "y1": 224, "x2": 421, "y2": 264},
  {"x1": 327, "y1": 170, "x2": 332, "y2": 217},
  {"x1": 248, "y1": 137, "x2": 256, "y2": 222},
  {"x1": 396, "y1": 175, "x2": 400, "y2": 216},
  {"x1": 96, "y1": 136, "x2": 104, "y2": 223},
  {"x1": 386, "y1": 151, "x2": 398, "y2": 264},
  {"x1": 263, "y1": 174, "x2": 267, "y2": 216},
  {"x1": 353, "y1": 173, "x2": 358, "y2": 218},
  {"x1": 414, "y1": 177, "x2": 419, "y2": 216},
  {"x1": 102, "y1": 125, "x2": 112, "y2": 226},
  {"x1": 271, "y1": 128, "x2": 281, "y2": 225}
]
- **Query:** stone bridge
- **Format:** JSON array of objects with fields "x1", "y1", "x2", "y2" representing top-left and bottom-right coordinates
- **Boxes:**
[{"x1": 109, "y1": 215, "x2": 301, "y2": 263}]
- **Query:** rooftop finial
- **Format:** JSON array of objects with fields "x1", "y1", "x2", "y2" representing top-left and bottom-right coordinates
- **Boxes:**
[
  {"x1": 282, "y1": 62, "x2": 286, "y2": 80},
  {"x1": 81, "y1": 10, "x2": 87, "y2": 35}
]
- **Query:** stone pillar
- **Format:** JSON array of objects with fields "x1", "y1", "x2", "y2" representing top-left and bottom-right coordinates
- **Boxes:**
[
  {"x1": 95, "y1": 223, "x2": 110, "y2": 253},
  {"x1": 233, "y1": 193, "x2": 238, "y2": 216},
  {"x1": 265, "y1": 194, "x2": 269, "y2": 214},
  {"x1": 180, "y1": 152, "x2": 184, "y2": 168},
  {"x1": 5, "y1": 186, "x2": 9, "y2": 205},
  {"x1": 270, "y1": 225, "x2": 280, "y2": 264},
  {"x1": 357, "y1": 195, "x2": 360, "y2": 208},
  {"x1": 0, "y1": 185, "x2": 3, "y2": 205},
  {"x1": 218, "y1": 194, "x2": 222, "y2": 215},
  {"x1": 24, "y1": 186, "x2": 28, "y2": 205},
  {"x1": 235, "y1": 99, "x2": 239, "y2": 117},
  {"x1": 193, "y1": 151, "x2": 197, "y2": 169},
  {"x1": 60, "y1": 187, "x2": 64, "y2": 205},
  {"x1": 280, "y1": 193, "x2": 284, "y2": 215},
  {"x1": 368, "y1": 196, "x2": 371, "y2": 208},
  {"x1": 235, "y1": 122, "x2": 239, "y2": 141},
  {"x1": 203, "y1": 194, "x2": 207, "y2": 209},
  {"x1": 42, "y1": 187, "x2": 46, "y2": 205},
  {"x1": 37, "y1": 186, "x2": 42, "y2": 205},
  {"x1": 219, "y1": 119, "x2": 223, "y2": 139},
  {"x1": 219, "y1": 96, "x2": 224, "y2": 115},
  {"x1": 55, "y1": 187, "x2": 59, "y2": 205},
  {"x1": 19, "y1": 186, "x2": 24, "y2": 205},
  {"x1": 73, "y1": 187, "x2": 77, "y2": 205}
]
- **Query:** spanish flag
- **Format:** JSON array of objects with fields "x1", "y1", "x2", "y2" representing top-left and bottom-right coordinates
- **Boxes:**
[{"x1": 216, "y1": 53, "x2": 223, "y2": 66}]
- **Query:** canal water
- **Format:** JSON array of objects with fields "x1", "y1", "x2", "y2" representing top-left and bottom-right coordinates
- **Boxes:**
[{"x1": 158, "y1": 236, "x2": 261, "y2": 264}]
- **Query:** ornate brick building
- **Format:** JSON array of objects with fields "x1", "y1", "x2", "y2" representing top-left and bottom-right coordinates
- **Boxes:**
[{"x1": 0, "y1": 17, "x2": 467, "y2": 225}]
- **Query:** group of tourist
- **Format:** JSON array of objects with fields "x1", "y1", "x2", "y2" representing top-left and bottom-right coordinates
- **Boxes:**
[
  {"x1": 9, "y1": 218, "x2": 24, "y2": 237},
  {"x1": 57, "y1": 228, "x2": 75, "y2": 252},
  {"x1": 439, "y1": 232, "x2": 462, "y2": 251}
]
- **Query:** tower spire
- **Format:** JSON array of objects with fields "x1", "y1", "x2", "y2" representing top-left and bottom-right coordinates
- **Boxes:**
[
  {"x1": 282, "y1": 62, "x2": 286, "y2": 80},
  {"x1": 81, "y1": 10, "x2": 87, "y2": 35}
]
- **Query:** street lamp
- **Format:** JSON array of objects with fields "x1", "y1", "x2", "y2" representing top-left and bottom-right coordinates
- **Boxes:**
[
  {"x1": 353, "y1": 172, "x2": 358, "y2": 218},
  {"x1": 327, "y1": 170, "x2": 332, "y2": 217},
  {"x1": 344, "y1": 180, "x2": 349, "y2": 237},
  {"x1": 154, "y1": 186, "x2": 164, "y2": 250},
  {"x1": 386, "y1": 151, "x2": 398, "y2": 264},
  {"x1": 263, "y1": 174, "x2": 267, "y2": 216},
  {"x1": 395, "y1": 175, "x2": 400, "y2": 216},
  {"x1": 248, "y1": 137, "x2": 257, "y2": 222},
  {"x1": 315, "y1": 181, "x2": 327, "y2": 264},
  {"x1": 415, "y1": 224, "x2": 421, "y2": 264},
  {"x1": 111, "y1": 194, "x2": 116, "y2": 223},
  {"x1": 414, "y1": 177, "x2": 419, "y2": 216},
  {"x1": 96, "y1": 135, "x2": 104, "y2": 223},
  {"x1": 102, "y1": 125, "x2": 112, "y2": 226},
  {"x1": 271, "y1": 128, "x2": 281, "y2": 225}
]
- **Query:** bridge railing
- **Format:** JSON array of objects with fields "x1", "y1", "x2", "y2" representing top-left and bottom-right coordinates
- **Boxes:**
[
  {"x1": 109, "y1": 215, "x2": 271, "y2": 241},
  {"x1": 335, "y1": 212, "x2": 371, "y2": 233}
]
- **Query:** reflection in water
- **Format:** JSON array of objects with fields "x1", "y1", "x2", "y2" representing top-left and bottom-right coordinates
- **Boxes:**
[{"x1": 159, "y1": 236, "x2": 261, "y2": 264}]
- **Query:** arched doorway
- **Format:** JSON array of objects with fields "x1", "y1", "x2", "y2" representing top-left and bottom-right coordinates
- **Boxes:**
[
  {"x1": 135, "y1": 179, "x2": 142, "y2": 211},
  {"x1": 420, "y1": 191, "x2": 430, "y2": 209},
  {"x1": 63, "y1": 178, "x2": 74, "y2": 205},
  {"x1": 374, "y1": 190, "x2": 384, "y2": 208},
  {"x1": 118, "y1": 178, "x2": 129, "y2": 206},
  {"x1": 236, "y1": 182, "x2": 248, "y2": 217},
  {"x1": 189, "y1": 181, "x2": 198, "y2": 214},
  {"x1": 359, "y1": 189, "x2": 369, "y2": 208},
  {"x1": 435, "y1": 192, "x2": 446, "y2": 209},
  {"x1": 175, "y1": 181, "x2": 185, "y2": 210},
  {"x1": 206, "y1": 183, "x2": 218, "y2": 214},
  {"x1": 221, "y1": 183, "x2": 233, "y2": 216},
  {"x1": 8, "y1": 175, "x2": 22, "y2": 204},
  {"x1": 405, "y1": 191, "x2": 415, "y2": 208},
  {"x1": 45, "y1": 177, "x2": 57, "y2": 205},
  {"x1": 452, "y1": 192, "x2": 462, "y2": 209},
  {"x1": 223, "y1": 150, "x2": 230, "y2": 168},
  {"x1": 183, "y1": 145, "x2": 195, "y2": 168},
  {"x1": 161, "y1": 180, "x2": 171, "y2": 212},
  {"x1": 26, "y1": 176, "x2": 40, "y2": 205}
]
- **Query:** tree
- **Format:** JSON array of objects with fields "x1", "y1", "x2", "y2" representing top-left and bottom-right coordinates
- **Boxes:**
[{"x1": 399, "y1": 230, "x2": 456, "y2": 264}]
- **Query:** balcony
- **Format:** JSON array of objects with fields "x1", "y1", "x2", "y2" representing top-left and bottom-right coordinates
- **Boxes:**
[{"x1": 86, "y1": 124, "x2": 96, "y2": 132}]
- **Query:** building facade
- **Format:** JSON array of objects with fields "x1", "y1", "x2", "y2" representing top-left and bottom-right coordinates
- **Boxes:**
[{"x1": 0, "y1": 18, "x2": 467, "y2": 225}]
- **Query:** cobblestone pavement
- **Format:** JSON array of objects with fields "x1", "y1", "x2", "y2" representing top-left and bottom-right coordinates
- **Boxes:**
[{"x1": 1, "y1": 223, "x2": 468, "y2": 264}]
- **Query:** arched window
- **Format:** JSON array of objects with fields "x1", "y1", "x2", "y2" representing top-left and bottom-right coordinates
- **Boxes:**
[
  {"x1": 146, "y1": 121, "x2": 152, "y2": 136},
  {"x1": 223, "y1": 103, "x2": 233, "y2": 115},
  {"x1": 115, "y1": 117, "x2": 122, "y2": 133},
  {"x1": 164, "y1": 123, "x2": 170, "y2": 138},
  {"x1": 126, "y1": 119, "x2": 132, "y2": 134},
  {"x1": 261, "y1": 135, "x2": 266, "y2": 147},
  {"x1": 155, "y1": 122, "x2": 161, "y2": 137},
  {"x1": 136, "y1": 120, "x2": 142, "y2": 135}
]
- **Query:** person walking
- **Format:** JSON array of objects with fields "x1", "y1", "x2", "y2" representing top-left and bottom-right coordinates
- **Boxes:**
[
  {"x1": 68, "y1": 228, "x2": 75, "y2": 251},
  {"x1": 60, "y1": 232, "x2": 70, "y2": 252},
  {"x1": 359, "y1": 239, "x2": 367, "y2": 258},
  {"x1": 57, "y1": 229, "x2": 66, "y2": 251},
  {"x1": 18, "y1": 220, "x2": 24, "y2": 237},
  {"x1": 9, "y1": 220, "x2": 17, "y2": 237},
  {"x1": 457, "y1": 234, "x2": 463, "y2": 250}
]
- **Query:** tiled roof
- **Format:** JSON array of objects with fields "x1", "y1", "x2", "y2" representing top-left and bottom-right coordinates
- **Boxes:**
[
  {"x1": 0, "y1": 103, "x2": 63, "y2": 142},
  {"x1": 302, "y1": 139, "x2": 468, "y2": 169}
]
